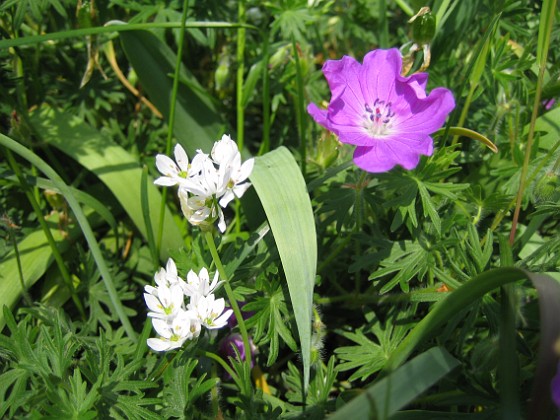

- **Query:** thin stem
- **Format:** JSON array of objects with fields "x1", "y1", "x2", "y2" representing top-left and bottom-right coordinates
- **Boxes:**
[
  {"x1": 203, "y1": 230, "x2": 253, "y2": 386},
  {"x1": 509, "y1": 33, "x2": 554, "y2": 244},
  {"x1": 451, "y1": 85, "x2": 475, "y2": 145},
  {"x1": 378, "y1": 0, "x2": 389, "y2": 48},
  {"x1": 3, "y1": 217, "x2": 32, "y2": 306},
  {"x1": 198, "y1": 349, "x2": 241, "y2": 388},
  {"x1": 157, "y1": 0, "x2": 190, "y2": 254},
  {"x1": 259, "y1": 30, "x2": 271, "y2": 156},
  {"x1": 236, "y1": 0, "x2": 246, "y2": 150}
]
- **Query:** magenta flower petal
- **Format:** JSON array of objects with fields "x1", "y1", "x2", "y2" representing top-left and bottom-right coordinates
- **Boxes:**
[
  {"x1": 553, "y1": 362, "x2": 560, "y2": 410},
  {"x1": 308, "y1": 48, "x2": 455, "y2": 172}
]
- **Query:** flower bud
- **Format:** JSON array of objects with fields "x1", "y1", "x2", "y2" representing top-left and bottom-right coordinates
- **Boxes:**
[
  {"x1": 410, "y1": 7, "x2": 436, "y2": 46},
  {"x1": 218, "y1": 333, "x2": 258, "y2": 378}
]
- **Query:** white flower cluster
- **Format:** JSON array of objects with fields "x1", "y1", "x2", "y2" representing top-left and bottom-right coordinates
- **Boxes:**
[
  {"x1": 154, "y1": 135, "x2": 255, "y2": 232},
  {"x1": 144, "y1": 258, "x2": 233, "y2": 352}
]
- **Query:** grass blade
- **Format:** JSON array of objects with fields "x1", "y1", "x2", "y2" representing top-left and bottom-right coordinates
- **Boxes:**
[
  {"x1": 0, "y1": 133, "x2": 137, "y2": 341},
  {"x1": 29, "y1": 106, "x2": 184, "y2": 259},
  {"x1": 330, "y1": 347, "x2": 460, "y2": 419},
  {"x1": 118, "y1": 29, "x2": 225, "y2": 156},
  {"x1": 249, "y1": 146, "x2": 317, "y2": 390}
]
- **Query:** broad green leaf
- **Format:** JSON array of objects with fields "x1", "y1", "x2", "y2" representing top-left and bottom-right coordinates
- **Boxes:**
[
  {"x1": 117, "y1": 28, "x2": 226, "y2": 156},
  {"x1": 331, "y1": 347, "x2": 460, "y2": 419},
  {"x1": 30, "y1": 106, "x2": 183, "y2": 259},
  {"x1": 0, "y1": 223, "x2": 71, "y2": 331},
  {"x1": 249, "y1": 146, "x2": 316, "y2": 390}
]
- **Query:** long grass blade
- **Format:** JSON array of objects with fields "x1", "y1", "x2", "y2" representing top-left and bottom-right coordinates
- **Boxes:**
[{"x1": 0, "y1": 133, "x2": 137, "y2": 341}]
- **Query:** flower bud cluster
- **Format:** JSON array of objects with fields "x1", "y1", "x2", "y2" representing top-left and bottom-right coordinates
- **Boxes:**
[
  {"x1": 144, "y1": 258, "x2": 233, "y2": 352},
  {"x1": 154, "y1": 135, "x2": 255, "y2": 232}
]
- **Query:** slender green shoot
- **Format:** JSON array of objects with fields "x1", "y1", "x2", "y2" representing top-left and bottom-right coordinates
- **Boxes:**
[
  {"x1": 157, "y1": 0, "x2": 190, "y2": 255},
  {"x1": 509, "y1": 0, "x2": 557, "y2": 245}
]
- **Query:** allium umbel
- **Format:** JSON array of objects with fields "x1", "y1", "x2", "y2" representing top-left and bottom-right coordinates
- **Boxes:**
[
  {"x1": 154, "y1": 135, "x2": 254, "y2": 232},
  {"x1": 144, "y1": 258, "x2": 232, "y2": 352},
  {"x1": 308, "y1": 48, "x2": 455, "y2": 173}
]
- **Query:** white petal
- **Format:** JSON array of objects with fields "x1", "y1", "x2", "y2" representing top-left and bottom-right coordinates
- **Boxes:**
[
  {"x1": 238, "y1": 158, "x2": 255, "y2": 182},
  {"x1": 155, "y1": 154, "x2": 179, "y2": 177},
  {"x1": 154, "y1": 176, "x2": 179, "y2": 187},
  {"x1": 233, "y1": 182, "x2": 251, "y2": 199},
  {"x1": 144, "y1": 293, "x2": 163, "y2": 314},
  {"x1": 144, "y1": 285, "x2": 157, "y2": 296},
  {"x1": 174, "y1": 144, "x2": 190, "y2": 173},
  {"x1": 208, "y1": 309, "x2": 233, "y2": 329},
  {"x1": 152, "y1": 318, "x2": 172, "y2": 338},
  {"x1": 211, "y1": 297, "x2": 226, "y2": 314},
  {"x1": 166, "y1": 258, "x2": 178, "y2": 280},
  {"x1": 218, "y1": 190, "x2": 235, "y2": 208},
  {"x1": 147, "y1": 337, "x2": 173, "y2": 352}
]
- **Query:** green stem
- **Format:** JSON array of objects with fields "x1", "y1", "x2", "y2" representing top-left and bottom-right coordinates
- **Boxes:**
[
  {"x1": 451, "y1": 85, "x2": 475, "y2": 146},
  {"x1": 509, "y1": 0, "x2": 556, "y2": 245},
  {"x1": 157, "y1": 0, "x2": 190, "y2": 254},
  {"x1": 236, "y1": 0, "x2": 246, "y2": 150},
  {"x1": 378, "y1": 0, "x2": 389, "y2": 48},
  {"x1": 259, "y1": 30, "x2": 271, "y2": 156},
  {"x1": 198, "y1": 349, "x2": 241, "y2": 387},
  {"x1": 0, "y1": 21, "x2": 259, "y2": 50},
  {"x1": 203, "y1": 230, "x2": 253, "y2": 387},
  {"x1": 5, "y1": 219, "x2": 32, "y2": 306}
]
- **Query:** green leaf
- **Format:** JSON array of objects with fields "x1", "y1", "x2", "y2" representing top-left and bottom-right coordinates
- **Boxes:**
[
  {"x1": 0, "y1": 133, "x2": 137, "y2": 341},
  {"x1": 331, "y1": 347, "x2": 460, "y2": 419},
  {"x1": 381, "y1": 267, "x2": 560, "y2": 420},
  {"x1": 249, "y1": 146, "x2": 317, "y2": 390},
  {"x1": 29, "y1": 106, "x2": 183, "y2": 259},
  {"x1": 117, "y1": 28, "x2": 226, "y2": 156}
]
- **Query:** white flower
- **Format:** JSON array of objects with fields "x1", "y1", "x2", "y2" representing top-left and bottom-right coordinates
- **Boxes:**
[
  {"x1": 178, "y1": 189, "x2": 226, "y2": 233},
  {"x1": 150, "y1": 258, "x2": 184, "y2": 289},
  {"x1": 210, "y1": 135, "x2": 255, "y2": 208},
  {"x1": 188, "y1": 293, "x2": 233, "y2": 329},
  {"x1": 183, "y1": 267, "x2": 223, "y2": 298},
  {"x1": 154, "y1": 144, "x2": 193, "y2": 187},
  {"x1": 147, "y1": 310, "x2": 201, "y2": 352},
  {"x1": 181, "y1": 153, "x2": 227, "y2": 199},
  {"x1": 211, "y1": 134, "x2": 239, "y2": 166},
  {"x1": 144, "y1": 283, "x2": 184, "y2": 320},
  {"x1": 218, "y1": 154, "x2": 254, "y2": 208}
]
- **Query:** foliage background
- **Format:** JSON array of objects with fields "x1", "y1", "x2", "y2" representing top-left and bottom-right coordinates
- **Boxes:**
[{"x1": 1, "y1": 0, "x2": 559, "y2": 418}]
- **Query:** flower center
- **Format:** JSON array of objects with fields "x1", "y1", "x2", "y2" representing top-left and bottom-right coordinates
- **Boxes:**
[{"x1": 363, "y1": 99, "x2": 395, "y2": 137}]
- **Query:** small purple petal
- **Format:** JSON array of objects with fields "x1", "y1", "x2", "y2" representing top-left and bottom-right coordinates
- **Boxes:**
[{"x1": 552, "y1": 362, "x2": 560, "y2": 410}]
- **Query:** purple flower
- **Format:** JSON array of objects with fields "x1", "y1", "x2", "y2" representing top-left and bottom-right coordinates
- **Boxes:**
[
  {"x1": 218, "y1": 333, "x2": 257, "y2": 377},
  {"x1": 553, "y1": 362, "x2": 560, "y2": 413},
  {"x1": 307, "y1": 48, "x2": 455, "y2": 173}
]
